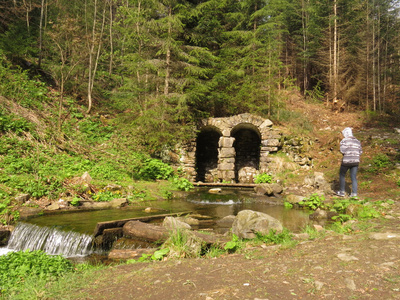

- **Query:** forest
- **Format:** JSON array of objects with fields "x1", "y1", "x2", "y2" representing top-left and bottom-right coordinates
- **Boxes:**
[
  {"x1": 0, "y1": 0, "x2": 400, "y2": 196},
  {"x1": 2, "y1": 0, "x2": 400, "y2": 123}
]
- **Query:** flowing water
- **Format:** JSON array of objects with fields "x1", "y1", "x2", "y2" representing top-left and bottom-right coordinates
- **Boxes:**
[
  {"x1": 5, "y1": 222, "x2": 93, "y2": 257},
  {"x1": 1, "y1": 187, "x2": 312, "y2": 257}
]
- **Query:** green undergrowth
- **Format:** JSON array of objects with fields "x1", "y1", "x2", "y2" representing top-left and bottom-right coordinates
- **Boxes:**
[
  {"x1": 133, "y1": 228, "x2": 297, "y2": 264},
  {"x1": 286, "y1": 193, "x2": 395, "y2": 234},
  {"x1": 0, "y1": 250, "x2": 81, "y2": 297},
  {"x1": 0, "y1": 61, "x2": 195, "y2": 223},
  {"x1": 0, "y1": 102, "x2": 193, "y2": 224}
]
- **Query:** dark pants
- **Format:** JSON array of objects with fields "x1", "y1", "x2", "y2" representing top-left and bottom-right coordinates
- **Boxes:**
[{"x1": 339, "y1": 165, "x2": 358, "y2": 194}]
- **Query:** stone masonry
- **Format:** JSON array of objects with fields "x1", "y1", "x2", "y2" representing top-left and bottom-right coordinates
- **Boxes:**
[{"x1": 180, "y1": 113, "x2": 281, "y2": 183}]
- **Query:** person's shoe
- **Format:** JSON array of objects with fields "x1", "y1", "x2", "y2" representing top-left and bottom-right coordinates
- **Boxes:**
[
  {"x1": 335, "y1": 191, "x2": 345, "y2": 197},
  {"x1": 350, "y1": 193, "x2": 358, "y2": 198}
]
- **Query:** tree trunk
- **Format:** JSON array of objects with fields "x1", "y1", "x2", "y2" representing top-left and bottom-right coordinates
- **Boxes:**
[
  {"x1": 87, "y1": 0, "x2": 106, "y2": 114},
  {"x1": 108, "y1": 0, "x2": 113, "y2": 75},
  {"x1": 333, "y1": 0, "x2": 338, "y2": 102},
  {"x1": 122, "y1": 220, "x2": 228, "y2": 245},
  {"x1": 38, "y1": 0, "x2": 45, "y2": 68},
  {"x1": 123, "y1": 221, "x2": 169, "y2": 243}
]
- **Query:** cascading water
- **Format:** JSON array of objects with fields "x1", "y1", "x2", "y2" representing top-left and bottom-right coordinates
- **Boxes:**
[{"x1": 5, "y1": 222, "x2": 94, "y2": 257}]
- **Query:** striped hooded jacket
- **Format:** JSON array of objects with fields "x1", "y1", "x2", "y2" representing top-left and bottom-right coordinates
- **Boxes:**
[{"x1": 340, "y1": 127, "x2": 362, "y2": 166}]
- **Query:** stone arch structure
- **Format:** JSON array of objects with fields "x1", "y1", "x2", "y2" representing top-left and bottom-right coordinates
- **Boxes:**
[
  {"x1": 195, "y1": 126, "x2": 222, "y2": 182},
  {"x1": 181, "y1": 113, "x2": 281, "y2": 183},
  {"x1": 231, "y1": 123, "x2": 261, "y2": 182}
]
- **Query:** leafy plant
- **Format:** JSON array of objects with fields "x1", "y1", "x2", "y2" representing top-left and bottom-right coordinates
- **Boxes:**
[
  {"x1": 0, "y1": 195, "x2": 19, "y2": 225},
  {"x1": 137, "y1": 248, "x2": 170, "y2": 262},
  {"x1": 135, "y1": 158, "x2": 174, "y2": 181},
  {"x1": 224, "y1": 234, "x2": 244, "y2": 253},
  {"x1": 284, "y1": 201, "x2": 293, "y2": 209},
  {"x1": 255, "y1": 228, "x2": 294, "y2": 245},
  {"x1": 302, "y1": 225, "x2": 326, "y2": 240},
  {"x1": 91, "y1": 190, "x2": 118, "y2": 202},
  {"x1": 0, "y1": 250, "x2": 74, "y2": 294},
  {"x1": 373, "y1": 154, "x2": 392, "y2": 168},
  {"x1": 172, "y1": 177, "x2": 194, "y2": 191},
  {"x1": 367, "y1": 154, "x2": 393, "y2": 173},
  {"x1": 331, "y1": 213, "x2": 353, "y2": 223},
  {"x1": 152, "y1": 248, "x2": 170, "y2": 260},
  {"x1": 0, "y1": 55, "x2": 49, "y2": 108},
  {"x1": 254, "y1": 173, "x2": 273, "y2": 184},
  {"x1": 70, "y1": 196, "x2": 80, "y2": 206},
  {"x1": 0, "y1": 110, "x2": 33, "y2": 135},
  {"x1": 78, "y1": 118, "x2": 114, "y2": 143},
  {"x1": 327, "y1": 221, "x2": 354, "y2": 234},
  {"x1": 298, "y1": 194, "x2": 325, "y2": 210}
]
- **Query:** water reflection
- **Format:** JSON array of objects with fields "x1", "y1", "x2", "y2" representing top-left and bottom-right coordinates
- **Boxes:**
[{"x1": 26, "y1": 187, "x2": 312, "y2": 234}]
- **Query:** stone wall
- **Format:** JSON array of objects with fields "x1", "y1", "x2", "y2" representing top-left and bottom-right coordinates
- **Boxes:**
[{"x1": 180, "y1": 113, "x2": 281, "y2": 183}]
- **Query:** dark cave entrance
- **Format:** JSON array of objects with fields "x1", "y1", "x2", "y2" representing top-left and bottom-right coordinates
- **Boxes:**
[
  {"x1": 195, "y1": 127, "x2": 221, "y2": 182},
  {"x1": 231, "y1": 125, "x2": 261, "y2": 182}
]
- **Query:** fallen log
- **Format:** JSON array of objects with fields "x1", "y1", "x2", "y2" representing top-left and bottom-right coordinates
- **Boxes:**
[
  {"x1": 122, "y1": 220, "x2": 229, "y2": 245},
  {"x1": 108, "y1": 248, "x2": 157, "y2": 260},
  {"x1": 123, "y1": 221, "x2": 169, "y2": 243},
  {"x1": 93, "y1": 211, "x2": 191, "y2": 237}
]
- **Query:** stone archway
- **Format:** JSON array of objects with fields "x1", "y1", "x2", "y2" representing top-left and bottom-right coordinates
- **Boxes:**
[
  {"x1": 195, "y1": 126, "x2": 222, "y2": 182},
  {"x1": 231, "y1": 124, "x2": 261, "y2": 183},
  {"x1": 181, "y1": 113, "x2": 281, "y2": 183}
]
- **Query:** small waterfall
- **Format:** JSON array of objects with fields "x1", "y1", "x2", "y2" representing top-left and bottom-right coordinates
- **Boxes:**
[{"x1": 6, "y1": 222, "x2": 94, "y2": 257}]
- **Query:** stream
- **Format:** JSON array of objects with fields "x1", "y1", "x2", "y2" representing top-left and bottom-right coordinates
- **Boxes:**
[{"x1": 0, "y1": 187, "x2": 313, "y2": 257}]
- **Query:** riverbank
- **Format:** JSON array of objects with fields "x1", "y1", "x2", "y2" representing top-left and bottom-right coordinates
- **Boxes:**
[
  {"x1": 6, "y1": 194, "x2": 399, "y2": 300},
  {"x1": 42, "y1": 104, "x2": 400, "y2": 299}
]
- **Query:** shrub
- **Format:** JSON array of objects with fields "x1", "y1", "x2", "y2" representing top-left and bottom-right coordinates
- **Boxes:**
[
  {"x1": 254, "y1": 173, "x2": 273, "y2": 184},
  {"x1": 91, "y1": 190, "x2": 119, "y2": 202},
  {"x1": 0, "y1": 190, "x2": 19, "y2": 225},
  {"x1": 135, "y1": 158, "x2": 174, "y2": 181},
  {"x1": 172, "y1": 177, "x2": 194, "y2": 191},
  {"x1": 373, "y1": 154, "x2": 392, "y2": 168},
  {"x1": 298, "y1": 193, "x2": 324, "y2": 210},
  {"x1": 224, "y1": 234, "x2": 244, "y2": 253},
  {"x1": 255, "y1": 228, "x2": 294, "y2": 245},
  {"x1": 78, "y1": 118, "x2": 114, "y2": 143},
  {"x1": 0, "y1": 250, "x2": 74, "y2": 294},
  {"x1": 367, "y1": 153, "x2": 393, "y2": 173},
  {"x1": 0, "y1": 54, "x2": 48, "y2": 108},
  {"x1": 0, "y1": 111, "x2": 32, "y2": 135}
]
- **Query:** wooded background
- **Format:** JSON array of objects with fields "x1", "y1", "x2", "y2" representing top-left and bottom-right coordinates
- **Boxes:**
[{"x1": 1, "y1": 0, "x2": 399, "y2": 128}]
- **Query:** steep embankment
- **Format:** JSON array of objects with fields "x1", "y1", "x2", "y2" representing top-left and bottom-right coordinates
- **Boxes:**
[{"x1": 278, "y1": 100, "x2": 400, "y2": 201}]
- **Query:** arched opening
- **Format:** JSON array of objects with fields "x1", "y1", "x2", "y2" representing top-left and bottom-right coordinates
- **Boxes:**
[
  {"x1": 231, "y1": 124, "x2": 261, "y2": 183},
  {"x1": 195, "y1": 127, "x2": 221, "y2": 182}
]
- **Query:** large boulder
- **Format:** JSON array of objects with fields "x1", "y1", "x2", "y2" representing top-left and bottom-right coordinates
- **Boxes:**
[
  {"x1": 15, "y1": 194, "x2": 30, "y2": 205},
  {"x1": 231, "y1": 210, "x2": 283, "y2": 239},
  {"x1": 109, "y1": 198, "x2": 128, "y2": 208},
  {"x1": 163, "y1": 217, "x2": 191, "y2": 231},
  {"x1": 285, "y1": 194, "x2": 306, "y2": 204},
  {"x1": 254, "y1": 183, "x2": 283, "y2": 196},
  {"x1": 216, "y1": 215, "x2": 236, "y2": 228},
  {"x1": 304, "y1": 172, "x2": 332, "y2": 193},
  {"x1": 238, "y1": 167, "x2": 258, "y2": 183}
]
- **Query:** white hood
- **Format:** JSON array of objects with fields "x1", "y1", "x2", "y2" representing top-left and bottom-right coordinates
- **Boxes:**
[{"x1": 342, "y1": 127, "x2": 353, "y2": 138}]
